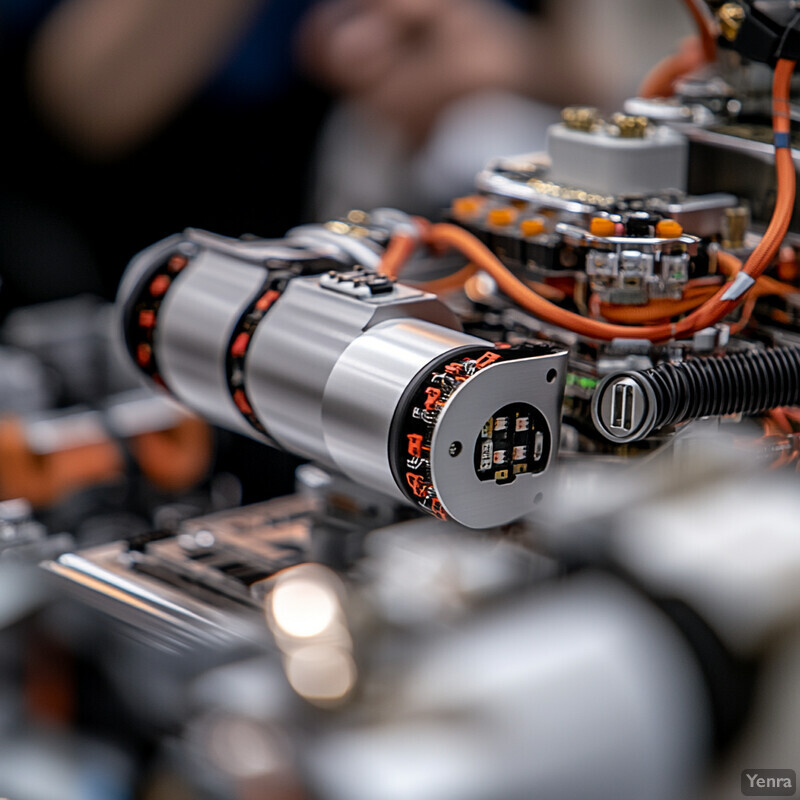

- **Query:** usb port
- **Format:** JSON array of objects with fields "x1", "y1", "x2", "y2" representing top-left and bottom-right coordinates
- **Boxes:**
[{"x1": 610, "y1": 380, "x2": 635, "y2": 431}]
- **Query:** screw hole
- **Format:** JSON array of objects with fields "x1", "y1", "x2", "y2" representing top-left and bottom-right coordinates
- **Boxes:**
[
  {"x1": 534, "y1": 492, "x2": 544, "y2": 504},
  {"x1": 546, "y1": 369, "x2": 557, "y2": 383},
  {"x1": 449, "y1": 441, "x2": 462, "y2": 457}
]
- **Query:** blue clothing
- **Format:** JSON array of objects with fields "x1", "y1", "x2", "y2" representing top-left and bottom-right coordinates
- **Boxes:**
[
  {"x1": 208, "y1": 0, "x2": 318, "y2": 104},
  {"x1": 0, "y1": 0, "x2": 319, "y2": 104}
]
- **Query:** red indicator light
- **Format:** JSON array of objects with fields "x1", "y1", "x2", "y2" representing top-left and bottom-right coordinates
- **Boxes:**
[
  {"x1": 136, "y1": 343, "x2": 151, "y2": 367},
  {"x1": 149, "y1": 274, "x2": 171, "y2": 297},
  {"x1": 256, "y1": 290, "x2": 280, "y2": 311},
  {"x1": 167, "y1": 254, "x2": 188, "y2": 272},
  {"x1": 231, "y1": 332, "x2": 250, "y2": 359},
  {"x1": 233, "y1": 389, "x2": 253, "y2": 415}
]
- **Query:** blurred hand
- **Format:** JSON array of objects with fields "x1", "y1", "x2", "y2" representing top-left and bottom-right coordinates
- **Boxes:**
[
  {"x1": 29, "y1": 0, "x2": 262, "y2": 158},
  {"x1": 297, "y1": 0, "x2": 536, "y2": 144}
]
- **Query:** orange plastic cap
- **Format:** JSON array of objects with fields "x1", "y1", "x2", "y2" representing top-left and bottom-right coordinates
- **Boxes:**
[
  {"x1": 487, "y1": 207, "x2": 517, "y2": 227},
  {"x1": 656, "y1": 219, "x2": 684, "y2": 238},
  {"x1": 452, "y1": 196, "x2": 483, "y2": 217},
  {"x1": 520, "y1": 219, "x2": 546, "y2": 237},
  {"x1": 589, "y1": 217, "x2": 616, "y2": 237}
]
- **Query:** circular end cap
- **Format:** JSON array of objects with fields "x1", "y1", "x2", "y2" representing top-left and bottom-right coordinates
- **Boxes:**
[{"x1": 591, "y1": 373, "x2": 656, "y2": 444}]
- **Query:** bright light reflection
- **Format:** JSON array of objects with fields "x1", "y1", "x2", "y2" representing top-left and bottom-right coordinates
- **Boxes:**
[
  {"x1": 270, "y1": 576, "x2": 337, "y2": 638},
  {"x1": 285, "y1": 645, "x2": 357, "y2": 704}
]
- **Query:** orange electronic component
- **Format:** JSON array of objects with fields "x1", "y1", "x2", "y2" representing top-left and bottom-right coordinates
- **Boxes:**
[
  {"x1": 487, "y1": 207, "x2": 517, "y2": 227},
  {"x1": 136, "y1": 343, "x2": 152, "y2": 367},
  {"x1": 520, "y1": 219, "x2": 546, "y2": 237},
  {"x1": 406, "y1": 472, "x2": 427, "y2": 497},
  {"x1": 589, "y1": 217, "x2": 616, "y2": 237},
  {"x1": 429, "y1": 498, "x2": 447, "y2": 520},
  {"x1": 424, "y1": 387, "x2": 442, "y2": 410},
  {"x1": 256, "y1": 290, "x2": 281, "y2": 311},
  {"x1": 475, "y1": 351, "x2": 502, "y2": 370},
  {"x1": 233, "y1": 389, "x2": 254, "y2": 415},
  {"x1": 445, "y1": 361, "x2": 467, "y2": 378},
  {"x1": 656, "y1": 219, "x2": 684, "y2": 238},
  {"x1": 407, "y1": 433, "x2": 423, "y2": 457},
  {"x1": 138, "y1": 309, "x2": 156, "y2": 329},
  {"x1": 451, "y1": 195, "x2": 484, "y2": 218},
  {"x1": 149, "y1": 274, "x2": 171, "y2": 297},
  {"x1": 231, "y1": 332, "x2": 251, "y2": 359},
  {"x1": 167, "y1": 254, "x2": 188, "y2": 273}
]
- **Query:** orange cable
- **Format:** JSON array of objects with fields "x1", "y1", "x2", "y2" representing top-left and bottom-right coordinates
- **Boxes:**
[
  {"x1": 639, "y1": 0, "x2": 716, "y2": 97},
  {"x1": 378, "y1": 232, "x2": 418, "y2": 281},
  {"x1": 682, "y1": 0, "x2": 717, "y2": 62},
  {"x1": 413, "y1": 263, "x2": 478, "y2": 294},
  {"x1": 639, "y1": 36, "x2": 708, "y2": 98},
  {"x1": 419, "y1": 222, "x2": 681, "y2": 341},
  {"x1": 416, "y1": 60, "x2": 797, "y2": 342},
  {"x1": 598, "y1": 284, "x2": 719, "y2": 324},
  {"x1": 378, "y1": 62, "x2": 796, "y2": 342}
]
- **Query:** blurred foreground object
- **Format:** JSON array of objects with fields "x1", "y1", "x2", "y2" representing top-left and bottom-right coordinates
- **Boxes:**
[{"x1": 40, "y1": 432, "x2": 800, "y2": 799}]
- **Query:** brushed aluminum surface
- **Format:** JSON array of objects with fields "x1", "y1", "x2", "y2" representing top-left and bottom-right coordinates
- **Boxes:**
[
  {"x1": 156, "y1": 249, "x2": 268, "y2": 438},
  {"x1": 323, "y1": 319, "x2": 486, "y2": 499}
]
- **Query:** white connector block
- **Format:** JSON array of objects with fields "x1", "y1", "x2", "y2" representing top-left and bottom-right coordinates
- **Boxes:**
[{"x1": 547, "y1": 123, "x2": 688, "y2": 196}]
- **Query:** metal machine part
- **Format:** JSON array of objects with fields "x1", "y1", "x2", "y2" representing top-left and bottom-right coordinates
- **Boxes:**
[
  {"x1": 118, "y1": 229, "x2": 567, "y2": 527},
  {"x1": 0, "y1": 498, "x2": 73, "y2": 563},
  {"x1": 471, "y1": 152, "x2": 736, "y2": 239},
  {"x1": 548, "y1": 112, "x2": 689, "y2": 195},
  {"x1": 43, "y1": 493, "x2": 317, "y2": 652},
  {"x1": 451, "y1": 118, "x2": 734, "y2": 310},
  {"x1": 709, "y1": 0, "x2": 800, "y2": 65},
  {"x1": 306, "y1": 573, "x2": 709, "y2": 800}
]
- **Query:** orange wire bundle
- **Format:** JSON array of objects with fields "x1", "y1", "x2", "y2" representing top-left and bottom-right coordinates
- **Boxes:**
[
  {"x1": 596, "y1": 281, "x2": 721, "y2": 324},
  {"x1": 379, "y1": 60, "x2": 798, "y2": 344}
]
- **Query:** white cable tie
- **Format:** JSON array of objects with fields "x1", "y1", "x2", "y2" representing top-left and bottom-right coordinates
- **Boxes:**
[{"x1": 721, "y1": 272, "x2": 755, "y2": 301}]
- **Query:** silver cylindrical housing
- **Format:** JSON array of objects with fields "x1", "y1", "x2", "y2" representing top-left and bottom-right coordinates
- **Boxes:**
[
  {"x1": 322, "y1": 318, "x2": 487, "y2": 499},
  {"x1": 244, "y1": 276, "x2": 468, "y2": 464},
  {"x1": 157, "y1": 249, "x2": 268, "y2": 439},
  {"x1": 118, "y1": 231, "x2": 567, "y2": 527}
]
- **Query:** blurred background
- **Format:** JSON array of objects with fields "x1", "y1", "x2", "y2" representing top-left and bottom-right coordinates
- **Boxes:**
[{"x1": 0, "y1": 0, "x2": 692, "y2": 312}]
